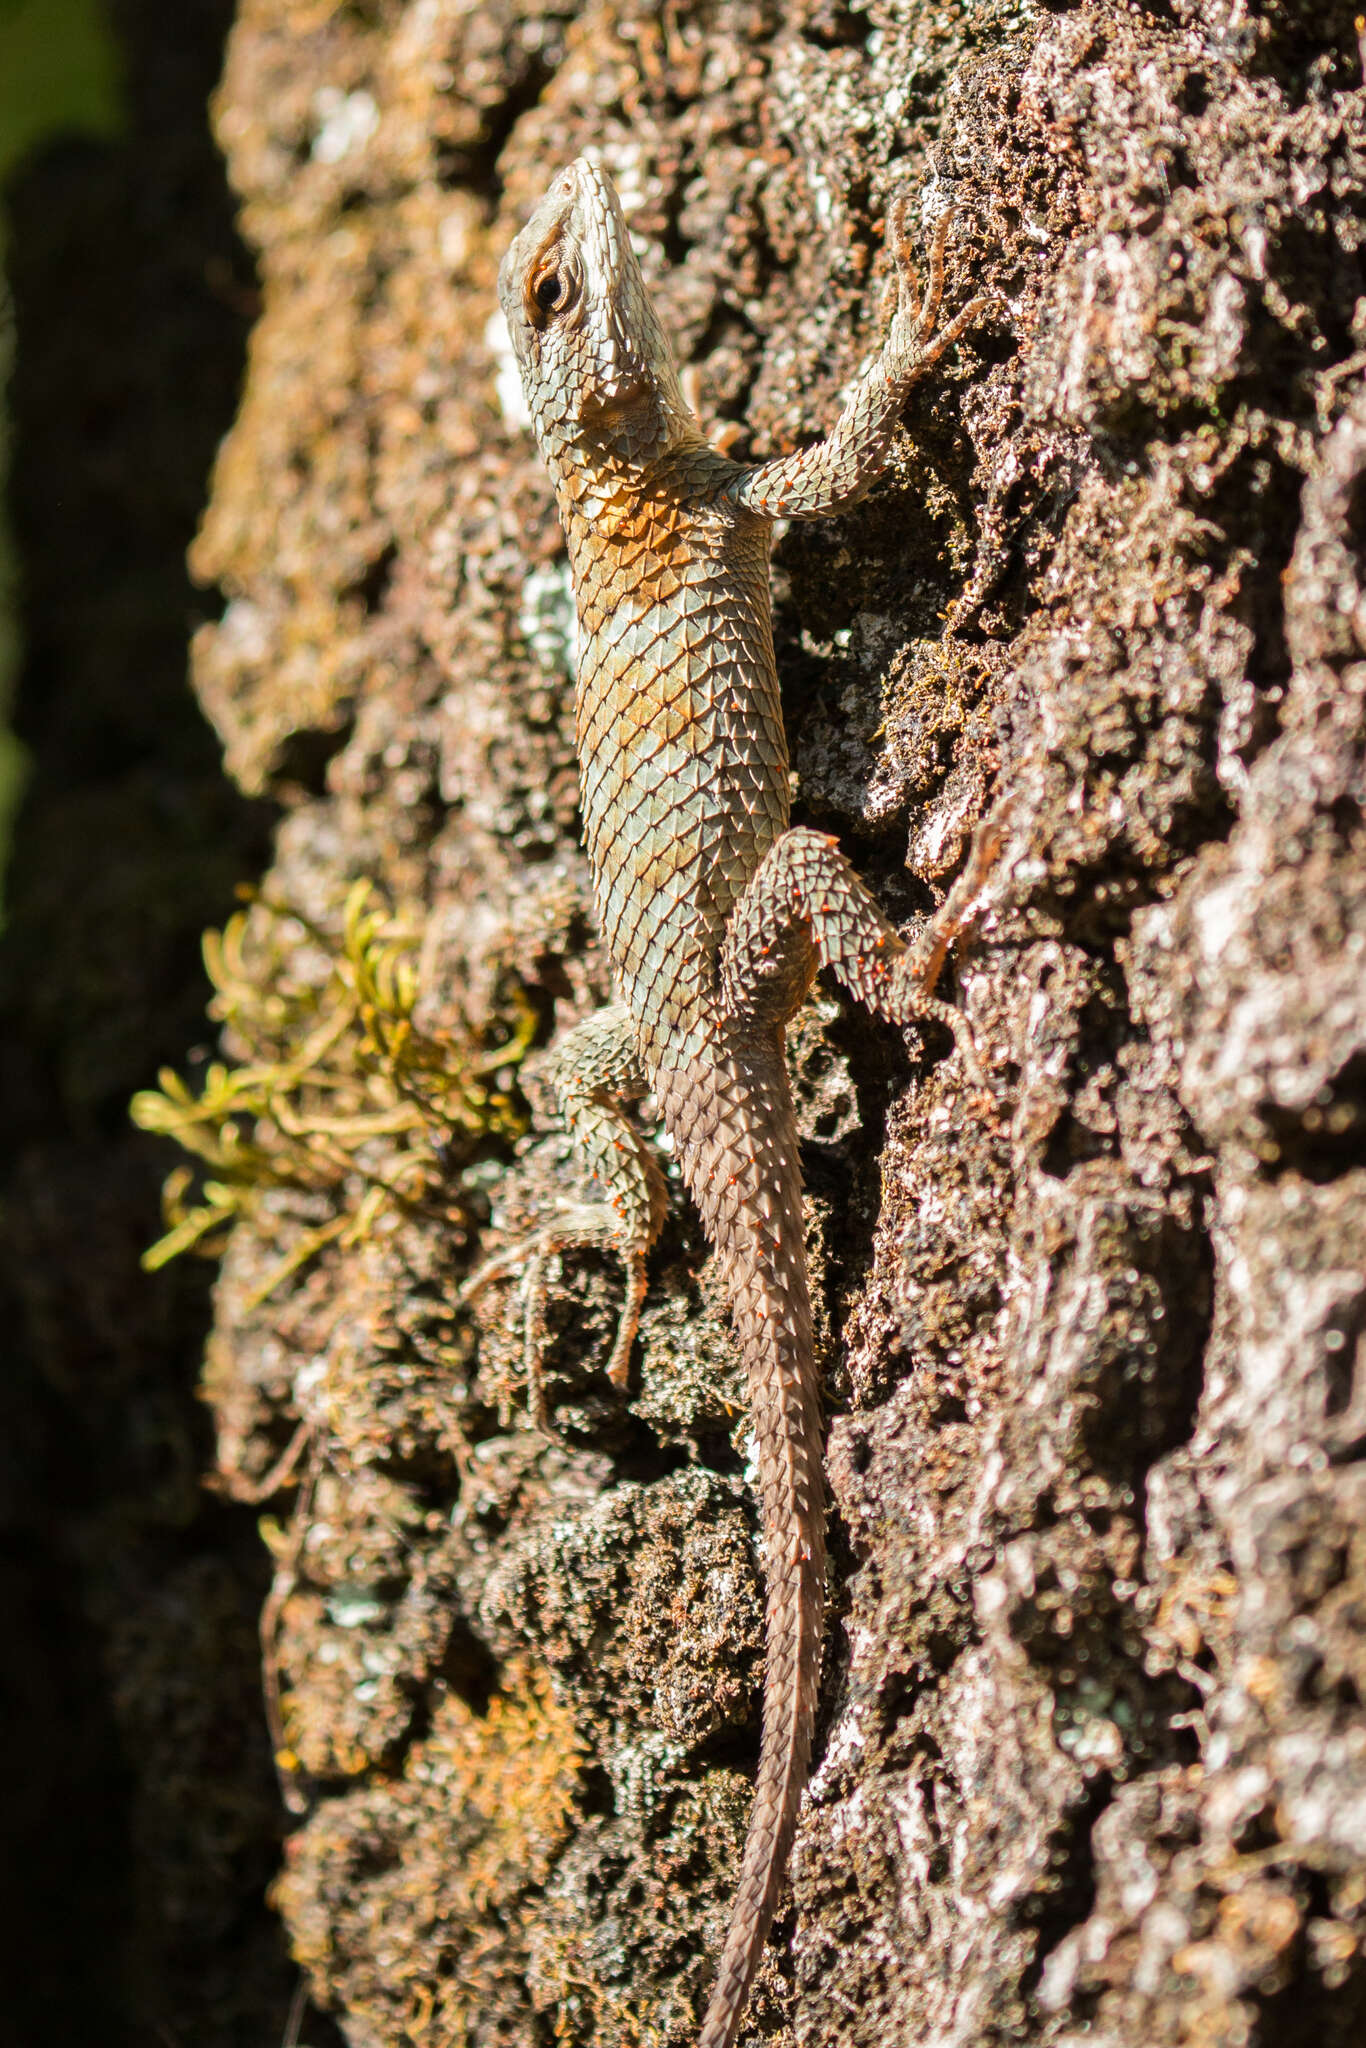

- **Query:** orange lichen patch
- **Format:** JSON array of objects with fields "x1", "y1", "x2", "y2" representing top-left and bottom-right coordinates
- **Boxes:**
[
  {"x1": 275, "y1": 1660, "x2": 585, "y2": 2043},
  {"x1": 420, "y1": 1663, "x2": 584, "y2": 1907}
]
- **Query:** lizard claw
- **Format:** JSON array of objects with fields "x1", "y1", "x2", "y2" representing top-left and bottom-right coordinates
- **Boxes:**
[
  {"x1": 913, "y1": 200, "x2": 953, "y2": 341},
  {"x1": 884, "y1": 191, "x2": 953, "y2": 338},
  {"x1": 891, "y1": 800, "x2": 1014, "y2": 1092},
  {"x1": 896, "y1": 983, "x2": 986, "y2": 1091},
  {"x1": 460, "y1": 1207, "x2": 647, "y2": 1428},
  {"x1": 884, "y1": 193, "x2": 1001, "y2": 374},
  {"x1": 887, "y1": 190, "x2": 921, "y2": 317}
]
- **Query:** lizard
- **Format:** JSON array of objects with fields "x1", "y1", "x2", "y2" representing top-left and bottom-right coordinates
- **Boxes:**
[{"x1": 471, "y1": 155, "x2": 996, "y2": 2048}]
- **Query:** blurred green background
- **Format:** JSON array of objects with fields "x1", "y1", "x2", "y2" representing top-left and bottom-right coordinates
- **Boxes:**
[{"x1": 0, "y1": 0, "x2": 125, "y2": 904}]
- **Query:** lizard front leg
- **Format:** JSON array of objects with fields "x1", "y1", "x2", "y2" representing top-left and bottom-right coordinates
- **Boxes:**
[
  {"x1": 460, "y1": 1003, "x2": 667, "y2": 1423},
  {"x1": 718, "y1": 822, "x2": 1000, "y2": 1078},
  {"x1": 724, "y1": 196, "x2": 995, "y2": 522}
]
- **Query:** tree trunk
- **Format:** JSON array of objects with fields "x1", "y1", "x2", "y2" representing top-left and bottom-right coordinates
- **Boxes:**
[{"x1": 71, "y1": 1, "x2": 1366, "y2": 2042}]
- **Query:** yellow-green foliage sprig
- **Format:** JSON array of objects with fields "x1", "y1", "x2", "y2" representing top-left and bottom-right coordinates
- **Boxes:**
[{"x1": 131, "y1": 880, "x2": 535, "y2": 1298}]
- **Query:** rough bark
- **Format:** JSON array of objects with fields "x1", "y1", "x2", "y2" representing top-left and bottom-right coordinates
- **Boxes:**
[{"x1": 80, "y1": 1, "x2": 1366, "y2": 2043}]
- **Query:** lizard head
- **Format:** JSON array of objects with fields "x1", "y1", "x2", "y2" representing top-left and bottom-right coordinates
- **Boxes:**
[{"x1": 498, "y1": 156, "x2": 693, "y2": 477}]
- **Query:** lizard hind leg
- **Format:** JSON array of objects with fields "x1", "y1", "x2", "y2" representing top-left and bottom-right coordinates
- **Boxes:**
[
  {"x1": 458, "y1": 1004, "x2": 666, "y2": 1426},
  {"x1": 718, "y1": 821, "x2": 1001, "y2": 1084}
]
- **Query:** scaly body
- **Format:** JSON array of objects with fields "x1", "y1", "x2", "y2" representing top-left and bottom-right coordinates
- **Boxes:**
[{"x1": 479, "y1": 157, "x2": 992, "y2": 2048}]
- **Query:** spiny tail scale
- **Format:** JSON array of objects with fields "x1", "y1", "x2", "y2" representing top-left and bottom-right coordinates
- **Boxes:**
[{"x1": 657, "y1": 1039, "x2": 826, "y2": 2048}]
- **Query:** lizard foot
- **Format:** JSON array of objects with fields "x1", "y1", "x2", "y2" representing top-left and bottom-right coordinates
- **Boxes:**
[
  {"x1": 893, "y1": 804, "x2": 1012, "y2": 1094},
  {"x1": 885, "y1": 189, "x2": 1000, "y2": 371},
  {"x1": 460, "y1": 1206, "x2": 648, "y2": 1428}
]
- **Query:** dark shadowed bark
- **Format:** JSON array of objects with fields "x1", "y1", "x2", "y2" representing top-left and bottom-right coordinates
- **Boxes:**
[{"x1": 0, "y1": 5, "x2": 288, "y2": 2043}]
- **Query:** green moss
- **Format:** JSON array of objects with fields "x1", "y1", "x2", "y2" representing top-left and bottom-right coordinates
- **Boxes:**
[{"x1": 131, "y1": 881, "x2": 534, "y2": 1301}]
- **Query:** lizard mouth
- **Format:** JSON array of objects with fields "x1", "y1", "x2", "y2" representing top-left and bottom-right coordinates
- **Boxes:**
[{"x1": 556, "y1": 156, "x2": 658, "y2": 418}]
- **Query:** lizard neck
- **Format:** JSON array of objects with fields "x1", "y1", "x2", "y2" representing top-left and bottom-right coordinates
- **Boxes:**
[
  {"x1": 552, "y1": 430, "x2": 727, "y2": 552},
  {"x1": 538, "y1": 357, "x2": 708, "y2": 510}
]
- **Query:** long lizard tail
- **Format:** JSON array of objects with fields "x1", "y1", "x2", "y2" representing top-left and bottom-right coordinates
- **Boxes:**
[{"x1": 657, "y1": 1043, "x2": 828, "y2": 2048}]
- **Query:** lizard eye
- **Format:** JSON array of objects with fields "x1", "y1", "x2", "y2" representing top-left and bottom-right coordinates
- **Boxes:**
[{"x1": 526, "y1": 257, "x2": 579, "y2": 328}]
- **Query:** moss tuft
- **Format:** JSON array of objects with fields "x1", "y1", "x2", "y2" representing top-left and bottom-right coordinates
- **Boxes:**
[{"x1": 131, "y1": 879, "x2": 535, "y2": 1300}]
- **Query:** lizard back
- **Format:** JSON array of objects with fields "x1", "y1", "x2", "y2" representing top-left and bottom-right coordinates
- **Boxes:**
[{"x1": 566, "y1": 453, "x2": 788, "y2": 1065}]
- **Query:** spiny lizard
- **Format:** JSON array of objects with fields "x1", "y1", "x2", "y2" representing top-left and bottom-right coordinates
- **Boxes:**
[{"x1": 473, "y1": 156, "x2": 995, "y2": 2048}]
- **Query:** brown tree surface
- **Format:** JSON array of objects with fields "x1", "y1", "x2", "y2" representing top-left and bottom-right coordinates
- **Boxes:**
[
  {"x1": 12, "y1": 2, "x2": 1366, "y2": 2044},
  {"x1": 192, "y1": 1, "x2": 1366, "y2": 2041}
]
